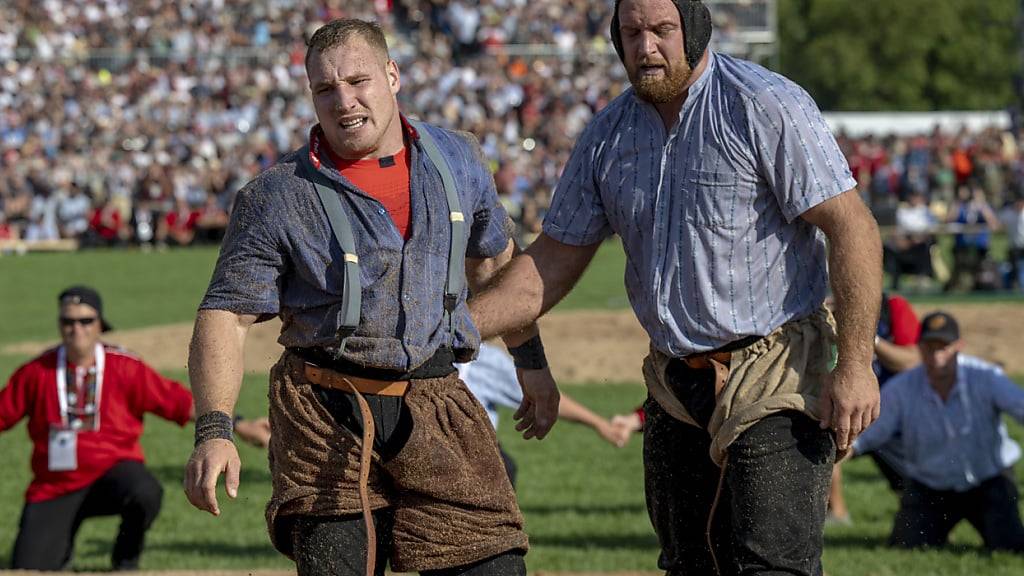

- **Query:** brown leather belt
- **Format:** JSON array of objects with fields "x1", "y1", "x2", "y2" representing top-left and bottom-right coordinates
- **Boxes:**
[
  {"x1": 681, "y1": 351, "x2": 733, "y2": 397},
  {"x1": 302, "y1": 361, "x2": 411, "y2": 576},
  {"x1": 304, "y1": 363, "x2": 409, "y2": 397},
  {"x1": 680, "y1": 336, "x2": 762, "y2": 398}
]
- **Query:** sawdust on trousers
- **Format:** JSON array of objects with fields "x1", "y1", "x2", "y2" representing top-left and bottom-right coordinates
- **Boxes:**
[{"x1": 8, "y1": 565, "x2": 659, "y2": 569}]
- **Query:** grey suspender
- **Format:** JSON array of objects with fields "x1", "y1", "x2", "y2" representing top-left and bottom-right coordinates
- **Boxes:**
[
  {"x1": 300, "y1": 121, "x2": 466, "y2": 350},
  {"x1": 303, "y1": 157, "x2": 363, "y2": 337},
  {"x1": 412, "y1": 120, "x2": 466, "y2": 336}
]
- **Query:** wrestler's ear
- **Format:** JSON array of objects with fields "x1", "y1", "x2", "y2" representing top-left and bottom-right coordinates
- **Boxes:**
[{"x1": 386, "y1": 60, "x2": 401, "y2": 96}]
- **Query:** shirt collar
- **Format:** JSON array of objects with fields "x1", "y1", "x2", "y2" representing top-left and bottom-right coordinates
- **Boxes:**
[
  {"x1": 685, "y1": 49, "x2": 716, "y2": 103},
  {"x1": 308, "y1": 113, "x2": 418, "y2": 172}
]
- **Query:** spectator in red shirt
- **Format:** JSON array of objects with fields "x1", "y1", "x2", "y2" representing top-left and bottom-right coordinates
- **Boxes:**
[
  {"x1": 0, "y1": 211, "x2": 19, "y2": 241},
  {"x1": 164, "y1": 197, "x2": 202, "y2": 247},
  {"x1": 85, "y1": 200, "x2": 131, "y2": 247},
  {"x1": 0, "y1": 286, "x2": 194, "y2": 571}
]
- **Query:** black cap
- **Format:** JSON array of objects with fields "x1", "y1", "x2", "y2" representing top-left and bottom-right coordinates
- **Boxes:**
[
  {"x1": 58, "y1": 285, "x2": 113, "y2": 332},
  {"x1": 919, "y1": 311, "x2": 959, "y2": 344}
]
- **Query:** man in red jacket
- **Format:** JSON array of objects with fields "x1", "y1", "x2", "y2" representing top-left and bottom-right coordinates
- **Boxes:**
[{"x1": 0, "y1": 286, "x2": 194, "y2": 571}]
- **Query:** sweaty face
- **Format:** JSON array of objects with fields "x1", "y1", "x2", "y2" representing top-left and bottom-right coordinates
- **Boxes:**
[
  {"x1": 307, "y1": 37, "x2": 402, "y2": 160},
  {"x1": 618, "y1": 0, "x2": 692, "y2": 104},
  {"x1": 59, "y1": 303, "x2": 102, "y2": 356}
]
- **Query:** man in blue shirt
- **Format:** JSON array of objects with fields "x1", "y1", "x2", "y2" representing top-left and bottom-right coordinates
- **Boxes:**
[
  {"x1": 470, "y1": 1, "x2": 882, "y2": 574},
  {"x1": 181, "y1": 18, "x2": 558, "y2": 576},
  {"x1": 851, "y1": 311, "x2": 1024, "y2": 551}
]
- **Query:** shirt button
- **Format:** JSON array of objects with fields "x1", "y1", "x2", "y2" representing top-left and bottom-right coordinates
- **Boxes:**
[{"x1": 378, "y1": 208, "x2": 386, "y2": 216}]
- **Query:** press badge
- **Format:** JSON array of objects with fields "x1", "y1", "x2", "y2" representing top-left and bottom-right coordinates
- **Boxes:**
[{"x1": 48, "y1": 425, "x2": 78, "y2": 471}]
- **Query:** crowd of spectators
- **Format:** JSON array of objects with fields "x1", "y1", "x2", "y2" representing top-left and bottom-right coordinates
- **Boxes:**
[
  {"x1": 2, "y1": 0, "x2": 1023, "y2": 292},
  {"x1": 841, "y1": 127, "x2": 1024, "y2": 292}
]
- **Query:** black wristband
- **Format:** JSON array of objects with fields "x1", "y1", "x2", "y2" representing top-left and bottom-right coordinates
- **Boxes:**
[
  {"x1": 508, "y1": 334, "x2": 548, "y2": 370},
  {"x1": 195, "y1": 411, "x2": 234, "y2": 446}
]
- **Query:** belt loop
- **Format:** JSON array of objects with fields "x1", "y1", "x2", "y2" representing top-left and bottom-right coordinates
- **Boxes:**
[{"x1": 334, "y1": 327, "x2": 355, "y2": 361}]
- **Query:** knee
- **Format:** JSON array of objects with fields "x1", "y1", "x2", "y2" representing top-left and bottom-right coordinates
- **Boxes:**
[{"x1": 127, "y1": 473, "x2": 164, "y2": 519}]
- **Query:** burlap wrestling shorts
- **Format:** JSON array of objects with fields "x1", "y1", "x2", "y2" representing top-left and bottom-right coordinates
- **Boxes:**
[{"x1": 265, "y1": 351, "x2": 528, "y2": 572}]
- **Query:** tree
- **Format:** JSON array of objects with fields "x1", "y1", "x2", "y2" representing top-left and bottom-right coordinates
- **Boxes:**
[{"x1": 777, "y1": 0, "x2": 1018, "y2": 111}]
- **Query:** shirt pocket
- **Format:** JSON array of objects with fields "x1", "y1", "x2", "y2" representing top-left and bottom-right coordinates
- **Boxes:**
[{"x1": 684, "y1": 169, "x2": 751, "y2": 230}]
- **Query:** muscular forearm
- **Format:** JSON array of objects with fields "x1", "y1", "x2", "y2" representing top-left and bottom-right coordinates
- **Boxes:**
[
  {"x1": 827, "y1": 205, "x2": 883, "y2": 368},
  {"x1": 468, "y1": 240, "x2": 538, "y2": 347},
  {"x1": 188, "y1": 309, "x2": 254, "y2": 416},
  {"x1": 470, "y1": 233, "x2": 600, "y2": 340},
  {"x1": 472, "y1": 252, "x2": 544, "y2": 341}
]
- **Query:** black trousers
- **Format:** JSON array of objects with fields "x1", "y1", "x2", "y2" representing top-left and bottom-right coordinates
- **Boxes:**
[
  {"x1": 644, "y1": 359, "x2": 834, "y2": 576},
  {"x1": 870, "y1": 451, "x2": 906, "y2": 493},
  {"x1": 890, "y1": 472, "x2": 1024, "y2": 551},
  {"x1": 11, "y1": 460, "x2": 164, "y2": 571},
  {"x1": 291, "y1": 514, "x2": 526, "y2": 576}
]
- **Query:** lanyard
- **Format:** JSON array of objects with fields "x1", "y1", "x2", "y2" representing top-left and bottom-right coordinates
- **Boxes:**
[{"x1": 56, "y1": 343, "x2": 105, "y2": 430}]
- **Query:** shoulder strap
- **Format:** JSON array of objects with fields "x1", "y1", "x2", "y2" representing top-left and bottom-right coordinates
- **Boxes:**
[
  {"x1": 410, "y1": 121, "x2": 467, "y2": 340},
  {"x1": 298, "y1": 148, "x2": 362, "y2": 340}
]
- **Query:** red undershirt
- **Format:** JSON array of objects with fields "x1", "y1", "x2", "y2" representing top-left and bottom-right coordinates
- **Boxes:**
[{"x1": 326, "y1": 145, "x2": 412, "y2": 240}]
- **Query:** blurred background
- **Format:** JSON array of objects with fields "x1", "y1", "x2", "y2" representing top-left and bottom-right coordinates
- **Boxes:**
[
  {"x1": 2, "y1": 2, "x2": 1024, "y2": 574},
  {"x1": 2, "y1": 0, "x2": 1024, "y2": 295}
]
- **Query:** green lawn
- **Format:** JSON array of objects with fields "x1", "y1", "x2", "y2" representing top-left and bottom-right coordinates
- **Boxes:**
[
  {"x1": 2, "y1": 240, "x2": 1020, "y2": 349},
  {"x1": 0, "y1": 241, "x2": 628, "y2": 349},
  {"x1": 0, "y1": 377, "x2": 653, "y2": 571},
  {"x1": 2, "y1": 245, "x2": 1024, "y2": 573},
  {"x1": 1, "y1": 375, "x2": 1022, "y2": 574},
  {"x1": 0, "y1": 247, "x2": 221, "y2": 346}
]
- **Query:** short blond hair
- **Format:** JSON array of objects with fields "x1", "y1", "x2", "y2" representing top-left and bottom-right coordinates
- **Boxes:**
[{"x1": 305, "y1": 18, "x2": 390, "y2": 69}]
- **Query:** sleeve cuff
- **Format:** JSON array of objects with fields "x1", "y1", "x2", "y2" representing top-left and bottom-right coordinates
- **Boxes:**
[
  {"x1": 542, "y1": 221, "x2": 611, "y2": 247},
  {"x1": 785, "y1": 176, "x2": 859, "y2": 223}
]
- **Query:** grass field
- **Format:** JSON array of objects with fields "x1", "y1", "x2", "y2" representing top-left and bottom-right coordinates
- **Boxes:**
[{"x1": 1, "y1": 244, "x2": 1024, "y2": 574}]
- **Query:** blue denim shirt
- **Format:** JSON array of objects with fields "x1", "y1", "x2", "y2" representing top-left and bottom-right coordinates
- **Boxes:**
[
  {"x1": 200, "y1": 121, "x2": 511, "y2": 372},
  {"x1": 853, "y1": 355, "x2": 1024, "y2": 492}
]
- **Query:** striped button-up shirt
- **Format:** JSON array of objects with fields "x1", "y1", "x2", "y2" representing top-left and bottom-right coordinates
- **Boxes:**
[
  {"x1": 457, "y1": 343, "x2": 522, "y2": 429},
  {"x1": 852, "y1": 355, "x2": 1024, "y2": 492},
  {"x1": 544, "y1": 51, "x2": 856, "y2": 356},
  {"x1": 200, "y1": 121, "x2": 510, "y2": 372}
]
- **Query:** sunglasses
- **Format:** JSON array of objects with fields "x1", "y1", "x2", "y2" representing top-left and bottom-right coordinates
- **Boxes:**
[{"x1": 60, "y1": 317, "x2": 98, "y2": 327}]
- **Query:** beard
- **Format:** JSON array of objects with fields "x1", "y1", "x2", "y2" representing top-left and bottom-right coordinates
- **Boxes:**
[{"x1": 629, "y1": 60, "x2": 692, "y2": 104}]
